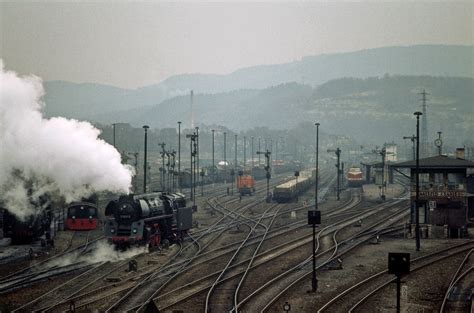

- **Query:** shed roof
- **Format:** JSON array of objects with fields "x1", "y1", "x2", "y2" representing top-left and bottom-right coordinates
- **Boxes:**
[{"x1": 391, "y1": 155, "x2": 474, "y2": 169}]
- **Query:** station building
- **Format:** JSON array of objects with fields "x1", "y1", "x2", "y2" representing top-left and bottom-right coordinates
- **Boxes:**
[{"x1": 392, "y1": 153, "x2": 474, "y2": 238}]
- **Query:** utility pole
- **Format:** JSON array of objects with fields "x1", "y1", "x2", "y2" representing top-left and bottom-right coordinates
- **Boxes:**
[
  {"x1": 142, "y1": 125, "x2": 149, "y2": 194},
  {"x1": 327, "y1": 148, "x2": 341, "y2": 200},
  {"x1": 159, "y1": 142, "x2": 166, "y2": 191},
  {"x1": 414, "y1": 111, "x2": 422, "y2": 251},
  {"x1": 178, "y1": 121, "x2": 181, "y2": 192}
]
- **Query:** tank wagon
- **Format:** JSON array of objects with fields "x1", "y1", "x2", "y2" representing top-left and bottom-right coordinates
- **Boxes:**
[
  {"x1": 273, "y1": 169, "x2": 315, "y2": 202},
  {"x1": 104, "y1": 192, "x2": 192, "y2": 250}
]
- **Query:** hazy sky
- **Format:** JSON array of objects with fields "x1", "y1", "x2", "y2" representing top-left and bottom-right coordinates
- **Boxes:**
[{"x1": 1, "y1": 1, "x2": 472, "y2": 88}]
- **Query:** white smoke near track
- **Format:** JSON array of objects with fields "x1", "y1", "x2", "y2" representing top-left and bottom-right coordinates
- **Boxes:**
[
  {"x1": 0, "y1": 60, "x2": 133, "y2": 219},
  {"x1": 87, "y1": 241, "x2": 146, "y2": 263}
]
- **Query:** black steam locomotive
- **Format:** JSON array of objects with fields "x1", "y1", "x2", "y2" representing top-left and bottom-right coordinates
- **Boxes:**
[
  {"x1": 1, "y1": 197, "x2": 53, "y2": 245},
  {"x1": 104, "y1": 192, "x2": 193, "y2": 250}
]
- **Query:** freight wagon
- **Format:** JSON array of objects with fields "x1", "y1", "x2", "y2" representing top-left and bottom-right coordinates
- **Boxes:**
[{"x1": 273, "y1": 169, "x2": 315, "y2": 203}]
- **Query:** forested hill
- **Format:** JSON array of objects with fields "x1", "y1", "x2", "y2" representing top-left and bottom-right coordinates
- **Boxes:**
[{"x1": 94, "y1": 75, "x2": 473, "y2": 146}]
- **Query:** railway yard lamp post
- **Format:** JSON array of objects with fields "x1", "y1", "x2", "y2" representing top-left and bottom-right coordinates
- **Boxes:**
[
  {"x1": 327, "y1": 148, "x2": 341, "y2": 200},
  {"x1": 166, "y1": 152, "x2": 171, "y2": 192},
  {"x1": 195, "y1": 127, "x2": 200, "y2": 192},
  {"x1": 315, "y1": 123, "x2": 320, "y2": 210},
  {"x1": 178, "y1": 121, "x2": 182, "y2": 192},
  {"x1": 310, "y1": 122, "x2": 321, "y2": 292},
  {"x1": 257, "y1": 150, "x2": 271, "y2": 202},
  {"x1": 414, "y1": 111, "x2": 422, "y2": 251},
  {"x1": 251, "y1": 136, "x2": 254, "y2": 172},
  {"x1": 142, "y1": 125, "x2": 149, "y2": 193},
  {"x1": 244, "y1": 136, "x2": 247, "y2": 172},
  {"x1": 171, "y1": 150, "x2": 176, "y2": 192},
  {"x1": 224, "y1": 132, "x2": 227, "y2": 186},
  {"x1": 234, "y1": 134, "x2": 237, "y2": 194},
  {"x1": 212, "y1": 129, "x2": 215, "y2": 183}
]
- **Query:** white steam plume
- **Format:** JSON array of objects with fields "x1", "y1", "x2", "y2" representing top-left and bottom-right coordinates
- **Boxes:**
[{"x1": 0, "y1": 60, "x2": 133, "y2": 219}]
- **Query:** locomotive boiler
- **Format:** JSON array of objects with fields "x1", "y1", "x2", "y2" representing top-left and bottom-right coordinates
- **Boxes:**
[{"x1": 104, "y1": 192, "x2": 192, "y2": 249}]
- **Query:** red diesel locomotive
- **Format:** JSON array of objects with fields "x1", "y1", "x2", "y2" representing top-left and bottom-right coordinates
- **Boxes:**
[{"x1": 66, "y1": 197, "x2": 99, "y2": 231}]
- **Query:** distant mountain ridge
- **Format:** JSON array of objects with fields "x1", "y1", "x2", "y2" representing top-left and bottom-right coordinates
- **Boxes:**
[{"x1": 43, "y1": 44, "x2": 473, "y2": 122}]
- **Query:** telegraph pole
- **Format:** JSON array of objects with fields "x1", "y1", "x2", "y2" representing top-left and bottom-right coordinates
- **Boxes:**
[{"x1": 142, "y1": 125, "x2": 149, "y2": 194}]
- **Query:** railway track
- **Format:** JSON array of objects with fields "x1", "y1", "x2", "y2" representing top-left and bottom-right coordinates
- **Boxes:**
[
  {"x1": 318, "y1": 241, "x2": 474, "y2": 313},
  {"x1": 151, "y1": 192, "x2": 387, "y2": 311}
]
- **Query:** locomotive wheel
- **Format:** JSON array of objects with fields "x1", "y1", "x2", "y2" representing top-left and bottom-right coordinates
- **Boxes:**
[{"x1": 162, "y1": 239, "x2": 170, "y2": 249}]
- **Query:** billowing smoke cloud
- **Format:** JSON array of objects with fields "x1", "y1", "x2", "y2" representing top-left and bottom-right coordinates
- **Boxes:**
[{"x1": 0, "y1": 60, "x2": 133, "y2": 219}]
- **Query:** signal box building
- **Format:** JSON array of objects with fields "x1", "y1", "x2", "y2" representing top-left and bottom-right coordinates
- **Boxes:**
[{"x1": 392, "y1": 155, "x2": 474, "y2": 238}]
